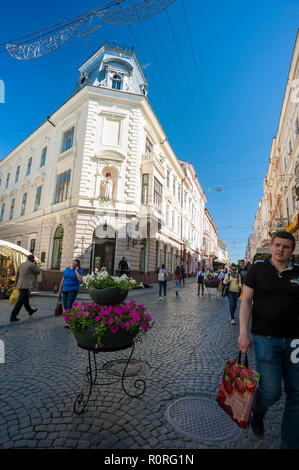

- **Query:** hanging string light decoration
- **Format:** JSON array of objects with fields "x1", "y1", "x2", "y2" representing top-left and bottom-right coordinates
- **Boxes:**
[
  {"x1": 6, "y1": 18, "x2": 87, "y2": 60},
  {"x1": 3, "y1": 0, "x2": 176, "y2": 61},
  {"x1": 99, "y1": 0, "x2": 176, "y2": 25}
]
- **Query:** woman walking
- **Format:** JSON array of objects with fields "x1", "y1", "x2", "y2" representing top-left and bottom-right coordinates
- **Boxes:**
[
  {"x1": 158, "y1": 264, "x2": 168, "y2": 301},
  {"x1": 223, "y1": 264, "x2": 242, "y2": 325},
  {"x1": 173, "y1": 266, "x2": 181, "y2": 296},
  {"x1": 59, "y1": 259, "x2": 83, "y2": 327}
]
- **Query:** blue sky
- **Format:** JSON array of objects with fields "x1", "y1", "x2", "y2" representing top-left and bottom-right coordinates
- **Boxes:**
[{"x1": 0, "y1": 0, "x2": 298, "y2": 262}]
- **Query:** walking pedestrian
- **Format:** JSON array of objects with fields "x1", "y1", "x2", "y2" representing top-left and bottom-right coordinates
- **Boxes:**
[
  {"x1": 238, "y1": 231, "x2": 299, "y2": 449},
  {"x1": 10, "y1": 254, "x2": 40, "y2": 322},
  {"x1": 218, "y1": 268, "x2": 228, "y2": 296},
  {"x1": 238, "y1": 259, "x2": 248, "y2": 285},
  {"x1": 158, "y1": 264, "x2": 168, "y2": 301},
  {"x1": 223, "y1": 264, "x2": 242, "y2": 324},
  {"x1": 196, "y1": 268, "x2": 206, "y2": 296},
  {"x1": 173, "y1": 266, "x2": 181, "y2": 296},
  {"x1": 180, "y1": 264, "x2": 185, "y2": 286},
  {"x1": 59, "y1": 259, "x2": 83, "y2": 327}
]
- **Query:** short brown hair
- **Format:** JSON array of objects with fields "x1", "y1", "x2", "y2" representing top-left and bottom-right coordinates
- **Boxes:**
[{"x1": 271, "y1": 231, "x2": 296, "y2": 251}]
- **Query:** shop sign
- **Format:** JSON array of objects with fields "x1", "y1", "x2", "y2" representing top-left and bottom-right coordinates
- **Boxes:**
[{"x1": 287, "y1": 214, "x2": 299, "y2": 233}]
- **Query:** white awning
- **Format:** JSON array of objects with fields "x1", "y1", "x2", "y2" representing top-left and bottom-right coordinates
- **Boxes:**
[{"x1": 0, "y1": 240, "x2": 41, "y2": 272}]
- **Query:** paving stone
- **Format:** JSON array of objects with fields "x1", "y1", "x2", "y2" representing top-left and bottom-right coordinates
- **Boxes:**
[{"x1": 0, "y1": 284, "x2": 283, "y2": 449}]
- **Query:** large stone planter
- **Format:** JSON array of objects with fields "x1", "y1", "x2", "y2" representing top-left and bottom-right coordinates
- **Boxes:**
[
  {"x1": 204, "y1": 281, "x2": 220, "y2": 288},
  {"x1": 73, "y1": 326, "x2": 134, "y2": 352},
  {"x1": 88, "y1": 286, "x2": 128, "y2": 305}
]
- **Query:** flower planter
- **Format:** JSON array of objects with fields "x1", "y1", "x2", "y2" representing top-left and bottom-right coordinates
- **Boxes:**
[
  {"x1": 204, "y1": 281, "x2": 220, "y2": 288},
  {"x1": 88, "y1": 286, "x2": 128, "y2": 305},
  {"x1": 73, "y1": 326, "x2": 134, "y2": 352}
]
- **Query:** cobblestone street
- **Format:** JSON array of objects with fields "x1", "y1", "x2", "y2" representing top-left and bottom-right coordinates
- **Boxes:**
[{"x1": 0, "y1": 280, "x2": 284, "y2": 449}]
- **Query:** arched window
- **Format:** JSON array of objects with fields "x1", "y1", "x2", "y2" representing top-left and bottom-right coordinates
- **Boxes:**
[
  {"x1": 51, "y1": 225, "x2": 64, "y2": 269},
  {"x1": 111, "y1": 73, "x2": 122, "y2": 90}
]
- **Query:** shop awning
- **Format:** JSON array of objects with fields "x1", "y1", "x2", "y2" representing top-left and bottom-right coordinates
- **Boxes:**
[{"x1": 0, "y1": 240, "x2": 41, "y2": 272}]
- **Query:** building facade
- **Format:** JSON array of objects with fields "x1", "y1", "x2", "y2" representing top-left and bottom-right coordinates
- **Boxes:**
[
  {"x1": 250, "y1": 31, "x2": 299, "y2": 260},
  {"x1": 0, "y1": 43, "x2": 220, "y2": 288}
]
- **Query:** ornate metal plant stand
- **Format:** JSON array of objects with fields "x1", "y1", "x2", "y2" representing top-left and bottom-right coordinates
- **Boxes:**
[{"x1": 73, "y1": 341, "x2": 146, "y2": 415}]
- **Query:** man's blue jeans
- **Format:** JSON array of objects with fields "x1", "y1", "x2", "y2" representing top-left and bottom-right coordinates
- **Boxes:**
[
  {"x1": 252, "y1": 334, "x2": 299, "y2": 449},
  {"x1": 62, "y1": 290, "x2": 79, "y2": 310},
  {"x1": 227, "y1": 291, "x2": 239, "y2": 319}
]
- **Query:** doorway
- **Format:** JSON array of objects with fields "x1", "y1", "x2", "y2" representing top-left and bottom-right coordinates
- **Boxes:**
[{"x1": 93, "y1": 239, "x2": 116, "y2": 275}]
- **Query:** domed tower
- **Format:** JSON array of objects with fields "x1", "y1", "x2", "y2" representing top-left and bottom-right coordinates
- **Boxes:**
[{"x1": 73, "y1": 41, "x2": 148, "y2": 97}]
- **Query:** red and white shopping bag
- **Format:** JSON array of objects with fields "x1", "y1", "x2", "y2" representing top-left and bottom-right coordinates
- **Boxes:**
[{"x1": 217, "y1": 352, "x2": 260, "y2": 429}]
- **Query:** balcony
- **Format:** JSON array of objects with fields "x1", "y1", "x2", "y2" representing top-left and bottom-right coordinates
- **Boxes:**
[{"x1": 271, "y1": 218, "x2": 287, "y2": 233}]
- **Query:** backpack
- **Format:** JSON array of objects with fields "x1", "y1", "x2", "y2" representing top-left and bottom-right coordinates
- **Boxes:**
[{"x1": 158, "y1": 270, "x2": 166, "y2": 281}]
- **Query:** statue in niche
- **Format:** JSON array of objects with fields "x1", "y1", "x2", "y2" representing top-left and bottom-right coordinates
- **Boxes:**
[{"x1": 103, "y1": 172, "x2": 113, "y2": 200}]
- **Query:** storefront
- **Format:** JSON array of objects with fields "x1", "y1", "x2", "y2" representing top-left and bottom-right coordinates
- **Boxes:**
[{"x1": 0, "y1": 240, "x2": 40, "y2": 299}]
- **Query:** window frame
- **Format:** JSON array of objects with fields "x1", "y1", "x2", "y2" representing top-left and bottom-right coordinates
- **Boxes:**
[
  {"x1": 34, "y1": 185, "x2": 42, "y2": 211},
  {"x1": 40, "y1": 147, "x2": 47, "y2": 167},
  {"x1": 141, "y1": 173, "x2": 149, "y2": 205},
  {"x1": 26, "y1": 157, "x2": 32, "y2": 176},
  {"x1": 61, "y1": 127, "x2": 74, "y2": 154},
  {"x1": 20, "y1": 192, "x2": 27, "y2": 216},
  {"x1": 153, "y1": 177, "x2": 162, "y2": 211},
  {"x1": 54, "y1": 170, "x2": 71, "y2": 204},
  {"x1": 9, "y1": 198, "x2": 15, "y2": 220}
]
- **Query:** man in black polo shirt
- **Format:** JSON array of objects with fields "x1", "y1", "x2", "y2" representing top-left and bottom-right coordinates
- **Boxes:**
[{"x1": 238, "y1": 231, "x2": 299, "y2": 449}]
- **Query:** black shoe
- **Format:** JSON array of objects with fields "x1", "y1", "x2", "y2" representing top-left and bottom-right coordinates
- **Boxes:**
[
  {"x1": 250, "y1": 410, "x2": 264, "y2": 439},
  {"x1": 29, "y1": 308, "x2": 38, "y2": 316},
  {"x1": 10, "y1": 317, "x2": 20, "y2": 322}
]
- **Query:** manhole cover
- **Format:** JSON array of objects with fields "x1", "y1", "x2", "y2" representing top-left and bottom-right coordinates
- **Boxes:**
[
  {"x1": 102, "y1": 359, "x2": 149, "y2": 377},
  {"x1": 165, "y1": 396, "x2": 239, "y2": 442}
]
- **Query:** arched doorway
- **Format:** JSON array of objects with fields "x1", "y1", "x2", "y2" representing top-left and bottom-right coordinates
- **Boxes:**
[
  {"x1": 92, "y1": 225, "x2": 116, "y2": 275},
  {"x1": 51, "y1": 225, "x2": 64, "y2": 269}
]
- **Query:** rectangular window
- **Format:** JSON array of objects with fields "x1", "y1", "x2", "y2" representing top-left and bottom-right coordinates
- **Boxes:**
[
  {"x1": 40, "y1": 147, "x2": 47, "y2": 167},
  {"x1": 15, "y1": 166, "x2": 20, "y2": 183},
  {"x1": 5, "y1": 173, "x2": 10, "y2": 189},
  {"x1": 26, "y1": 157, "x2": 32, "y2": 176},
  {"x1": 0, "y1": 203, "x2": 5, "y2": 222},
  {"x1": 153, "y1": 177, "x2": 162, "y2": 211},
  {"x1": 34, "y1": 186, "x2": 42, "y2": 211},
  {"x1": 178, "y1": 185, "x2": 181, "y2": 203},
  {"x1": 145, "y1": 137, "x2": 153, "y2": 153},
  {"x1": 141, "y1": 174, "x2": 149, "y2": 205},
  {"x1": 61, "y1": 127, "x2": 74, "y2": 153},
  {"x1": 166, "y1": 204, "x2": 169, "y2": 225},
  {"x1": 30, "y1": 239, "x2": 36, "y2": 254},
  {"x1": 9, "y1": 199, "x2": 15, "y2": 220},
  {"x1": 16, "y1": 240, "x2": 22, "y2": 246},
  {"x1": 166, "y1": 170, "x2": 170, "y2": 188},
  {"x1": 172, "y1": 210, "x2": 175, "y2": 230},
  {"x1": 20, "y1": 193, "x2": 27, "y2": 216},
  {"x1": 173, "y1": 179, "x2": 176, "y2": 197},
  {"x1": 54, "y1": 170, "x2": 71, "y2": 204}
]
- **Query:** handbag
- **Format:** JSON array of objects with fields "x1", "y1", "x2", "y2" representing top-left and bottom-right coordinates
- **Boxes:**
[
  {"x1": 54, "y1": 294, "x2": 63, "y2": 316},
  {"x1": 217, "y1": 351, "x2": 260, "y2": 429},
  {"x1": 217, "y1": 282, "x2": 223, "y2": 293},
  {"x1": 9, "y1": 288, "x2": 20, "y2": 305}
]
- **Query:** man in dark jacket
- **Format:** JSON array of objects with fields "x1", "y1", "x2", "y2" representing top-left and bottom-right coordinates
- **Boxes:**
[
  {"x1": 238, "y1": 231, "x2": 299, "y2": 449},
  {"x1": 10, "y1": 254, "x2": 41, "y2": 322},
  {"x1": 118, "y1": 257, "x2": 129, "y2": 276}
]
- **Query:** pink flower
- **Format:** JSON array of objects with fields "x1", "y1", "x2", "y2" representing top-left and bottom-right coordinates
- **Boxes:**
[
  {"x1": 110, "y1": 326, "x2": 119, "y2": 334},
  {"x1": 95, "y1": 344, "x2": 99, "y2": 350},
  {"x1": 120, "y1": 321, "x2": 125, "y2": 330},
  {"x1": 107, "y1": 317, "x2": 114, "y2": 324},
  {"x1": 114, "y1": 306, "x2": 122, "y2": 315},
  {"x1": 146, "y1": 313, "x2": 152, "y2": 321},
  {"x1": 64, "y1": 316, "x2": 71, "y2": 323},
  {"x1": 95, "y1": 316, "x2": 101, "y2": 322},
  {"x1": 141, "y1": 321, "x2": 149, "y2": 331}
]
